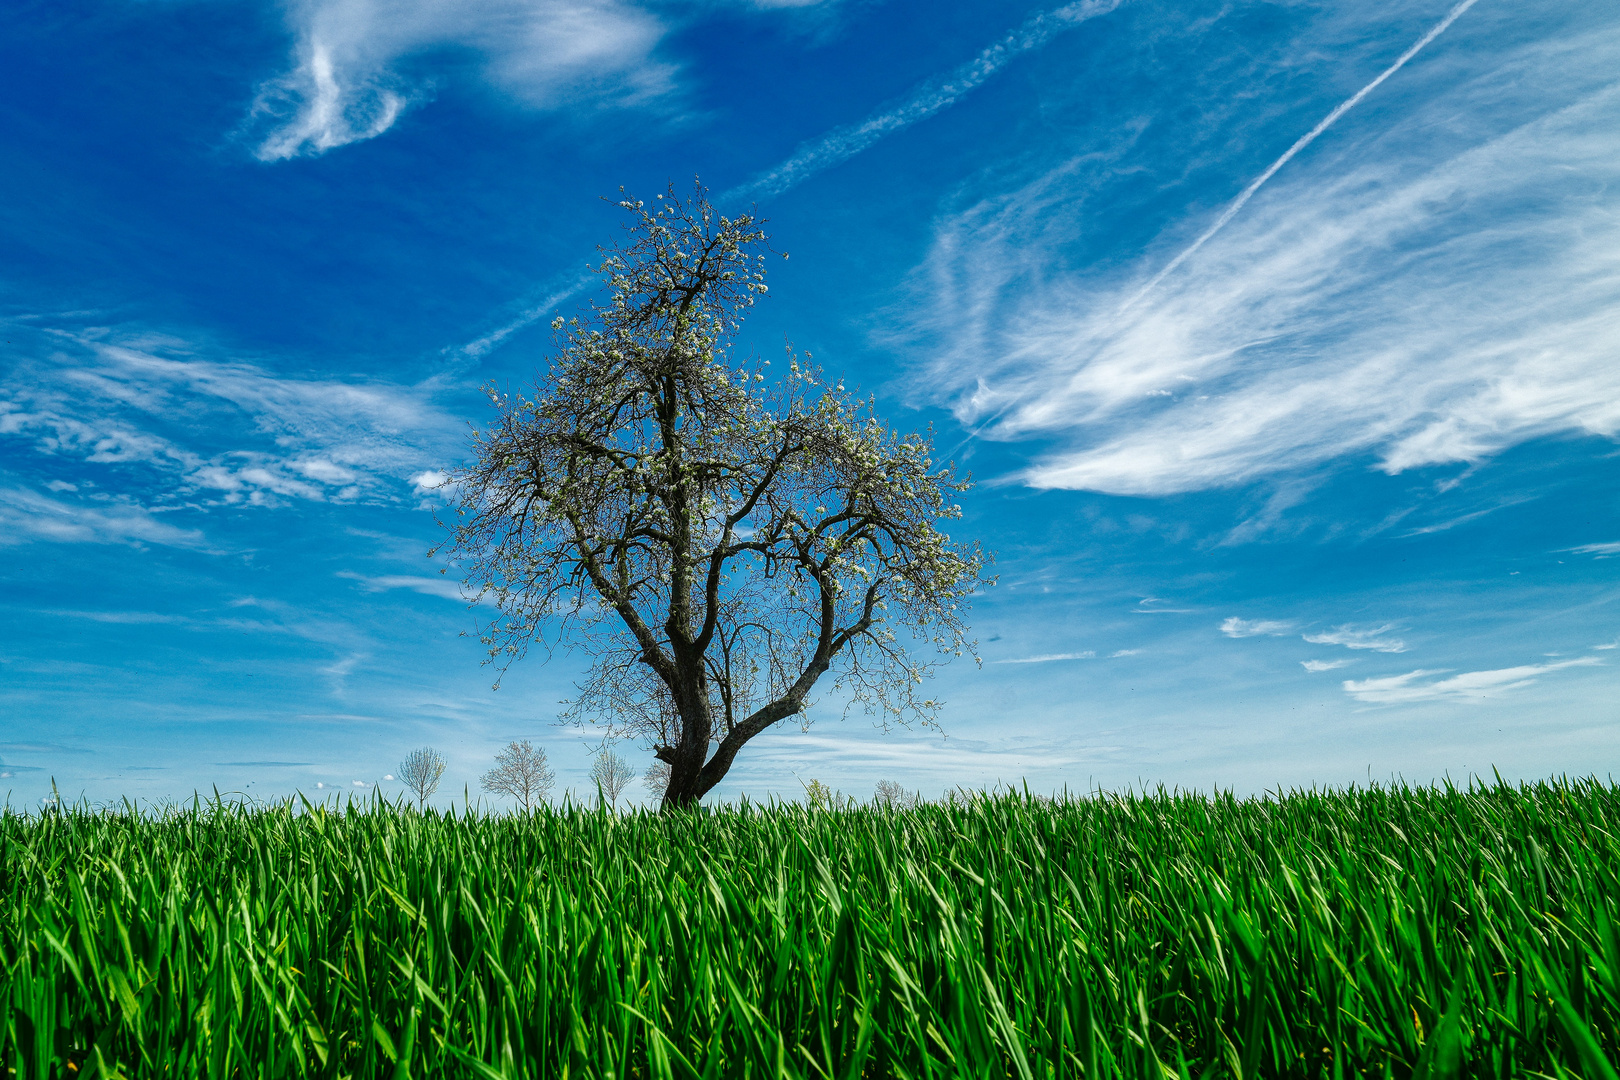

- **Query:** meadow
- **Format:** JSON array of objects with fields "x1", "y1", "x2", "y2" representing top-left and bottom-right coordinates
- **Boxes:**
[{"x1": 3, "y1": 779, "x2": 1619, "y2": 1079}]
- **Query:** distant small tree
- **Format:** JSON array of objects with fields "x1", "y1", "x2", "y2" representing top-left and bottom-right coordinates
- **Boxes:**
[
  {"x1": 480, "y1": 740, "x2": 555, "y2": 811},
  {"x1": 398, "y1": 746, "x2": 447, "y2": 810},
  {"x1": 874, "y1": 779, "x2": 918, "y2": 810},
  {"x1": 803, "y1": 778, "x2": 832, "y2": 811},
  {"x1": 589, "y1": 747, "x2": 635, "y2": 808},
  {"x1": 644, "y1": 759, "x2": 671, "y2": 802}
]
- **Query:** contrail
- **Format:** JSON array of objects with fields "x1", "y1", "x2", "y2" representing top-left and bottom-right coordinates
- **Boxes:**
[
  {"x1": 451, "y1": 270, "x2": 596, "y2": 363},
  {"x1": 725, "y1": 0, "x2": 1123, "y2": 202},
  {"x1": 942, "y1": 0, "x2": 1483, "y2": 463},
  {"x1": 452, "y1": 0, "x2": 1122, "y2": 360},
  {"x1": 1122, "y1": 0, "x2": 1483, "y2": 310}
]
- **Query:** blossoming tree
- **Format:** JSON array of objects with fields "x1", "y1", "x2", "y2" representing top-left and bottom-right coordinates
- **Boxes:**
[{"x1": 436, "y1": 183, "x2": 989, "y2": 809}]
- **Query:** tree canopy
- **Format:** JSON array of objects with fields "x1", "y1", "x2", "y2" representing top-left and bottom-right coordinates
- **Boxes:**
[
  {"x1": 437, "y1": 183, "x2": 990, "y2": 808},
  {"x1": 479, "y1": 740, "x2": 555, "y2": 811},
  {"x1": 398, "y1": 746, "x2": 446, "y2": 810}
]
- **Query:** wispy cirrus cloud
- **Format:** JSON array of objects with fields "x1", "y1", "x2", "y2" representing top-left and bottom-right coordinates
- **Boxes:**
[
  {"x1": 0, "y1": 488, "x2": 206, "y2": 549},
  {"x1": 1221, "y1": 617, "x2": 1294, "y2": 638},
  {"x1": 1303, "y1": 624, "x2": 1407, "y2": 653},
  {"x1": 319, "y1": 652, "x2": 369, "y2": 696},
  {"x1": 1121, "y1": 0, "x2": 1482, "y2": 311},
  {"x1": 336, "y1": 570, "x2": 466, "y2": 601},
  {"x1": 993, "y1": 651, "x2": 1094, "y2": 664},
  {"x1": 244, "y1": 0, "x2": 682, "y2": 161},
  {"x1": 1343, "y1": 656, "x2": 1602, "y2": 704},
  {"x1": 1133, "y1": 597, "x2": 1191, "y2": 614},
  {"x1": 244, "y1": 0, "x2": 853, "y2": 162},
  {"x1": 1301, "y1": 658, "x2": 1353, "y2": 672},
  {"x1": 1395, "y1": 498, "x2": 1536, "y2": 537},
  {"x1": 0, "y1": 320, "x2": 461, "y2": 529},
  {"x1": 909, "y1": 5, "x2": 1620, "y2": 495},
  {"x1": 1565, "y1": 541, "x2": 1620, "y2": 557},
  {"x1": 734, "y1": 729, "x2": 1106, "y2": 790},
  {"x1": 38, "y1": 609, "x2": 187, "y2": 623}
]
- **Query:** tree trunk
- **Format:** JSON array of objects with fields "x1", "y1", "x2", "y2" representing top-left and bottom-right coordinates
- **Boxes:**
[{"x1": 661, "y1": 667, "x2": 714, "y2": 809}]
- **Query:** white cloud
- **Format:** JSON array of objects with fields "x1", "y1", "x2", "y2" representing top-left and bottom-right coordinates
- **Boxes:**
[
  {"x1": 1, "y1": 395, "x2": 190, "y2": 470},
  {"x1": 0, "y1": 488, "x2": 206, "y2": 549},
  {"x1": 337, "y1": 570, "x2": 466, "y2": 600},
  {"x1": 321, "y1": 654, "x2": 365, "y2": 678},
  {"x1": 1343, "y1": 657, "x2": 1602, "y2": 704},
  {"x1": 993, "y1": 651, "x2": 1094, "y2": 664},
  {"x1": 909, "y1": 13, "x2": 1620, "y2": 494},
  {"x1": 736, "y1": 729, "x2": 1105, "y2": 785},
  {"x1": 1221, "y1": 617, "x2": 1294, "y2": 638},
  {"x1": 245, "y1": 0, "x2": 679, "y2": 160},
  {"x1": 1566, "y1": 541, "x2": 1620, "y2": 556},
  {"x1": 1396, "y1": 500, "x2": 1532, "y2": 537},
  {"x1": 1134, "y1": 597, "x2": 1191, "y2": 614},
  {"x1": 1, "y1": 322, "x2": 460, "y2": 517},
  {"x1": 294, "y1": 458, "x2": 359, "y2": 485},
  {"x1": 409, "y1": 470, "x2": 449, "y2": 497},
  {"x1": 1301, "y1": 658, "x2": 1353, "y2": 672},
  {"x1": 1108, "y1": 649, "x2": 1139, "y2": 658},
  {"x1": 1303, "y1": 624, "x2": 1407, "y2": 653},
  {"x1": 1119, "y1": 0, "x2": 1483, "y2": 310},
  {"x1": 41, "y1": 609, "x2": 186, "y2": 624}
]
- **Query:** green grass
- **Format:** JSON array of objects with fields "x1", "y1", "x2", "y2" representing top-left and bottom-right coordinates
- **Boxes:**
[{"x1": 4, "y1": 779, "x2": 1620, "y2": 1079}]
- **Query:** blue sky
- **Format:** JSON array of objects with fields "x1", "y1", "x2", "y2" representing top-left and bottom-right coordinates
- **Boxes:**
[{"x1": 3, "y1": 0, "x2": 1617, "y2": 809}]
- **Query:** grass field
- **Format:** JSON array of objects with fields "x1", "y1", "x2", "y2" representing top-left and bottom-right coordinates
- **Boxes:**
[{"x1": 4, "y1": 779, "x2": 1620, "y2": 1079}]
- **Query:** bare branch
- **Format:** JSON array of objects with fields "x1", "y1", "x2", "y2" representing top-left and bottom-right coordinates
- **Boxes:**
[
  {"x1": 398, "y1": 747, "x2": 447, "y2": 811},
  {"x1": 479, "y1": 740, "x2": 555, "y2": 812}
]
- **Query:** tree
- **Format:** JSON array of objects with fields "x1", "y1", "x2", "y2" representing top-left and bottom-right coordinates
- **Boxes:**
[
  {"x1": 874, "y1": 778, "x2": 918, "y2": 810},
  {"x1": 398, "y1": 746, "x2": 446, "y2": 810},
  {"x1": 644, "y1": 759, "x2": 671, "y2": 802},
  {"x1": 437, "y1": 182, "x2": 990, "y2": 809},
  {"x1": 589, "y1": 746, "x2": 635, "y2": 808},
  {"x1": 803, "y1": 778, "x2": 833, "y2": 811},
  {"x1": 480, "y1": 740, "x2": 555, "y2": 811}
]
